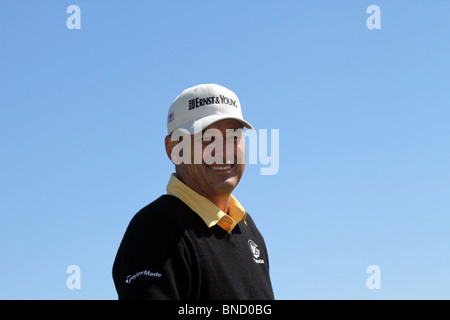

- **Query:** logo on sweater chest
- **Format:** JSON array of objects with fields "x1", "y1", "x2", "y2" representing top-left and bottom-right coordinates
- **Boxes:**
[{"x1": 248, "y1": 240, "x2": 265, "y2": 264}]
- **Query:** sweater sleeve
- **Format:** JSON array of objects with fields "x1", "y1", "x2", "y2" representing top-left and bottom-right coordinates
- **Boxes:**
[{"x1": 112, "y1": 209, "x2": 193, "y2": 300}]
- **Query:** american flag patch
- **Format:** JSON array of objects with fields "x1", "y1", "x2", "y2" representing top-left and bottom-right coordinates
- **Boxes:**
[{"x1": 168, "y1": 111, "x2": 174, "y2": 123}]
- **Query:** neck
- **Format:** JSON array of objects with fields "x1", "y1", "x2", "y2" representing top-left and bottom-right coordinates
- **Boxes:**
[
  {"x1": 176, "y1": 173, "x2": 232, "y2": 213},
  {"x1": 188, "y1": 184, "x2": 231, "y2": 213},
  {"x1": 206, "y1": 194, "x2": 231, "y2": 214}
]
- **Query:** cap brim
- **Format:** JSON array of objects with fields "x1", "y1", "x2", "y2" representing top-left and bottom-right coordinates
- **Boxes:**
[{"x1": 174, "y1": 114, "x2": 254, "y2": 135}]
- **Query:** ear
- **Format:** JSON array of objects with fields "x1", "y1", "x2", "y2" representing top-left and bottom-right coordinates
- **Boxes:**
[{"x1": 164, "y1": 134, "x2": 176, "y2": 163}]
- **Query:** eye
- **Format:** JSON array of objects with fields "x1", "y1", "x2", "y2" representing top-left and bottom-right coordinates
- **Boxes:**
[
  {"x1": 202, "y1": 136, "x2": 215, "y2": 145},
  {"x1": 202, "y1": 132, "x2": 220, "y2": 146}
]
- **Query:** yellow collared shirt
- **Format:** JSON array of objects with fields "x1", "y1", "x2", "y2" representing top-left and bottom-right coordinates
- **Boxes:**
[{"x1": 166, "y1": 173, "x2": 247, "y2": 233}]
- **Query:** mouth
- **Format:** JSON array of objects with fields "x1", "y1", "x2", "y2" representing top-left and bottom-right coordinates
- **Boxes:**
[{"x1": 209, "y1": 164, "x2": 234, "y2": 173}]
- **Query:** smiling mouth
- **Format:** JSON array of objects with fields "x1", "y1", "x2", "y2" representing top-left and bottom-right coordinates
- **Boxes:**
[{"x1": 210, "y1": 164, "x2": 233, "y2": 171}]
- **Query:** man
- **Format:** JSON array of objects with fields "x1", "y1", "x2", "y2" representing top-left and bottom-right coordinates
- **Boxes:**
[{"x1": 112, "y1": 84, "x2": 274, "y2": 300}]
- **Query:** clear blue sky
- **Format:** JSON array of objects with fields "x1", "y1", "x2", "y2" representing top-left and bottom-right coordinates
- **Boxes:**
[{"x1": 1, "y1": 0, "x2": 449, "y2": 299}]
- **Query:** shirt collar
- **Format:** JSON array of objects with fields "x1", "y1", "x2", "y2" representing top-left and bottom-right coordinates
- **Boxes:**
[{"x1": 166, "y1": 173, "x2": 247, "y2": 232}]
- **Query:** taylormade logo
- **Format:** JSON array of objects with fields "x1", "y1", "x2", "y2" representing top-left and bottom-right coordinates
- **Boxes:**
[
  {"x1": 125, "y1": 270, "x2": 162, "y2": 284},
  {"x1": 188, "y1": 95, "x2": 238, "y2": 110}
]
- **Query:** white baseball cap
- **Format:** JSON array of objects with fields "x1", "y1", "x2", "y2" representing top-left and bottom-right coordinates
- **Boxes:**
[{"x1": 167, "y1": 84, "x2": 254, "y2": 135}]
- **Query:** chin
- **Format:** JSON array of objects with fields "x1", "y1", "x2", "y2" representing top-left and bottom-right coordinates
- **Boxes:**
[
  {"x1": 203, "y1": 164, "x2": 244, "y2": 193},
  {"x1": 219, "y1": 175, "x2": 242, "y2": 191}
]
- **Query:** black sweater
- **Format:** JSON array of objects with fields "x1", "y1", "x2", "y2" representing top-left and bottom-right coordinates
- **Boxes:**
[{"x1": 112, "y1": 195, "x2": 274, "y2": 300}]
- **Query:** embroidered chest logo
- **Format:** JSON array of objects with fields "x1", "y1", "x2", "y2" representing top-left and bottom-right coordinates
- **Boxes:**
[{"x1": 248, "y1": 239, "x2": 265, "y2": 264}]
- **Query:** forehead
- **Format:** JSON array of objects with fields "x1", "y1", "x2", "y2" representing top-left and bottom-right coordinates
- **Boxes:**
[{"x1": 204, "y1": 119, "x2": 244, "y2": 131}]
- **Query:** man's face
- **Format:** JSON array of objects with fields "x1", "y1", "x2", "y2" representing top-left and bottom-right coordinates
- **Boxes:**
[{"x1": 168, "y1": 119, "x2": 246, "y2": 199}]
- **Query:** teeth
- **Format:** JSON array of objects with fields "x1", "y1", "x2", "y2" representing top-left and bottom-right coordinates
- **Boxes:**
[{"x1": 212, "y1": 165, "x2": 232, "y2": 171}]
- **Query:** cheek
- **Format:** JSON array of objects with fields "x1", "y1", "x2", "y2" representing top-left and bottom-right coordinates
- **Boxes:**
[
  {"x1": 236, "y1": 141, "x2": 246, "y2": 164},
  {"x1": 188, "y1": 141, "x2": 204, "y2": 164}
]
